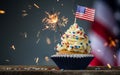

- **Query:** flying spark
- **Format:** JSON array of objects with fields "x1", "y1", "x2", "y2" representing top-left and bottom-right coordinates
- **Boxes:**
[
  {"x1": 0, "y1": 10, "x2": 5, "y2": 14},
  {"x1": 36, "y1": 38, "x2": 40, "y2": 44},
  {"x1": 107, "y1": 64, "x2": 111, "y2": 69},
  {"x1": 57, "y1": 0, "x2": 59, "y2": 2},
  {"x1": 11, "y1": 45, "x2": 15, "y2": 50},
  {"x1": 61, "y1": 4, "x2": 64, "y2": 6},
  {"x1": 37, "y1": 31, "x2": 41, "y2": 37},
  {"x1": 42, "y1": 11, "x2": 68, "y2": 33},
  {"x1": 22, "y1": 10, "x2": 28, "y2": 17},
  {"x1": 34, "y1": 3, "x2": 40, "y2": 8},
  {"x1": 34, "y1": 57, "x2": 39, "y2": 65},
  {"x1": 5, "y1": 59, "x2": 10, "y2": 62},
  {"x1": 45, "y1": 56, "x2": 49, "y2": 62},
  {"x1": 46, "y1": 37, "x2": 51, "y2": 45}
]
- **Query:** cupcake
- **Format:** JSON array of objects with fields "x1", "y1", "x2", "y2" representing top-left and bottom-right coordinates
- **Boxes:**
[{"x1": 51, "y1": 23, "x2": 94, "y2": 70}]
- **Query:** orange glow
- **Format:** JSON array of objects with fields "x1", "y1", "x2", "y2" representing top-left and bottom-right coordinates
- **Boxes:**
[{"x1": 0, "y1": 10, "x2": 5, "y2": 14}]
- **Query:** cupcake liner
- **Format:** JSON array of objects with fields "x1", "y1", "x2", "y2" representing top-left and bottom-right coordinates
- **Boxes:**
[{"x1": 51, "y1": 54, "x2": 94, "y2": 70}]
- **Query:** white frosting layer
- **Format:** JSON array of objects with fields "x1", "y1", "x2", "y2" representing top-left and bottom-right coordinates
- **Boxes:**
[{"x1": 56, "y1": 23, "x2": 91, "y2": 54}]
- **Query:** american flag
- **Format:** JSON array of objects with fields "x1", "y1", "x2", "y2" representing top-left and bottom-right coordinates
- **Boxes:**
[
  {"x1": 89, "y1": 0, "x2": 120, "y2": 66},
  {"x1": 75, "y1": 5, "x2": 95, "y2": 22}
]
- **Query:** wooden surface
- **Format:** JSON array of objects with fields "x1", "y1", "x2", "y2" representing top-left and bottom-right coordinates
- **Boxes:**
[{"x1": 0, "y1": 65, "x2": 120, "y2": 75}]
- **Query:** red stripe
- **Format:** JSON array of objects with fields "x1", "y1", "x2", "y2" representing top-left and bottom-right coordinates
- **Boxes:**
[{"x1": 91, "y1": 20, "x2": 116, "y2": 43}]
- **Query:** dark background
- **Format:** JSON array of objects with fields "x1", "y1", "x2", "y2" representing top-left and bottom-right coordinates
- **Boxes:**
[{"x1": 0, "y1": 0, "x2": 94, "y2": 65}]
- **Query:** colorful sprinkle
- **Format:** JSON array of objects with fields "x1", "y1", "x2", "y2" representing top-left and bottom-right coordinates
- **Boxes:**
[
  {"x1": 80, "y1": 43, "x2": 83, "y2": 45},
  {"x1": 76, "y1": 36, "x2": 79, "y2": 40},
  {"x1": 72, "y1": 32, "x2": 75, "y2": 34},
  {"x1": 89, "y1": 40, "x2": 91, "y2": 43}
]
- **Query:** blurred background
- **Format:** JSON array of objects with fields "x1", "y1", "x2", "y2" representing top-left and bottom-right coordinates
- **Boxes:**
[{"x1": 0, "y1": 0, "x2": 95, "y2": 65}]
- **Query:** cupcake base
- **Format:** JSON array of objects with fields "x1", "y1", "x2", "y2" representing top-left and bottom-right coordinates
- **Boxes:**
[{"x1": 51, "y1": 54, "x2": 94, "y2": 70}]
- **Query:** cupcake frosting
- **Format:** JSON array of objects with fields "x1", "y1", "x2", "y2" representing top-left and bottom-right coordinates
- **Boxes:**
[{"x1": 56, "y1": 23, "x2": 91, "y2": 54}]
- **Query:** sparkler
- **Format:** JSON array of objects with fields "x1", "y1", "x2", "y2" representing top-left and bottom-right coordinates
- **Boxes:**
[{"x1": 42, "y1": 11, "x2": 68, "y2": 36}]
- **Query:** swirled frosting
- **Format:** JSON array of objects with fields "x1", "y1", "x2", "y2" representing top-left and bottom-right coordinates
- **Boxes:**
[{"x1": 56, "y1": 23, "x2": 91, "y2": 54}]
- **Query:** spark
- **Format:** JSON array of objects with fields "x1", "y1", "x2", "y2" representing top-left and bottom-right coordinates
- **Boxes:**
[
  {"x1": 28, "y1": 5, "x2": 32, "y2": 9},
  {"x1": 22, "y1": 10, "x2": 28, "y2": 17},
  {"x1": 61, "y1": 4, "x2": 64, "y2": 6},
  {"x1": 104, "y1": 37, "x2": 118, "y2": 48},
  {"x1": 107, "y1": 64, "x2": 111, "y2": 69},
  {"x1": 113, "y1": 54, "x2": 117, "y2": 59},
  {"x1": 34, "y1": 3, "x2": 40, "y2": 8},
  {"x1": 22, "y1": 13, "x2": 28, "y2": 17},
  {"x1": 46, "y1": 37, "x2": 51, "y2": 45},
  {"x1": 57, "y1": 0, "x2": 59, "y2": 2},
  {"x1": 37, "y1": 31, "x2": 41, "y2": 37},
  {"x1": 36, "y1": 38, "x2": 40, "y2": 44},
  {"x1": 34, "y1": 57, "x2": 39, "y2": 65},
  {"x1": 22, "y1": 10, "x2": 27, "y2": 13},
  {"x1": 45, "y1": 56, "x2": 49, "y2": 62},
  {"x1": 5, "y1": 59, "x2": 10, "y2": 62},
  {"x1": 0, "y1": 10, "x2": 5, "y2": 14},
  {"x1": 11, "y1": 44, "x2": 15, "y2": 50},
  {"x1": 42, "y1": 11, "x2": 68, "y2": 32}
]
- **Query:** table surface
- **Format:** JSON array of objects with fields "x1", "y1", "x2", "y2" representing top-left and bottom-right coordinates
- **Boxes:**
[{"x1": 0, "y1": 65, "x2": 120, "y2": 75}]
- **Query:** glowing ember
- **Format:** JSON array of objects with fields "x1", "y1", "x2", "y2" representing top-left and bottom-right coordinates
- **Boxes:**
[
  {"x1": 0, "y1": 10, "x2": 5, "y2": 14},
  {"x1": 45, "y1": 56, "x2": 49, "y2": 62},
  {"x1": 34, "y1": 3, "x2": 40, "y2": 8},
  {"x1": 11, "y1": 45, "x2": 15, "y2": 50},
  {"x1": 46, "y1": 37, "x2": 51, "y2": 45},
  {"x1": 34, "y1": 57, "x2": 39, "y2": 65},
  {"x1": 107, "y1": 64, "x2": 111, "y2": 69},
  {"x1": 42, "y1": 11, "x2": 68, "y2": 32}
]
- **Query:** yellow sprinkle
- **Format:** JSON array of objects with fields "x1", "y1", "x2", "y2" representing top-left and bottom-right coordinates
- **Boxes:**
[{"x1": 107, "y1": 64, "x2": 111, "y2": 69}]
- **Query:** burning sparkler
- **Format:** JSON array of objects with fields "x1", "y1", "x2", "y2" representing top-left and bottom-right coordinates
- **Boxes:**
[{"x1": 42, "y1": 11, "x2": 68, "y2": 35}]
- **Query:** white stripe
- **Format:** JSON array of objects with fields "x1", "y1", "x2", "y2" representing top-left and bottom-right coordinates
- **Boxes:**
[
  {"x1": 89, "y1": 31, "x2": 115, "y2": 65},
  {"x1": 94, "y1": 1, "x2": 119, "y2": 35}
]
